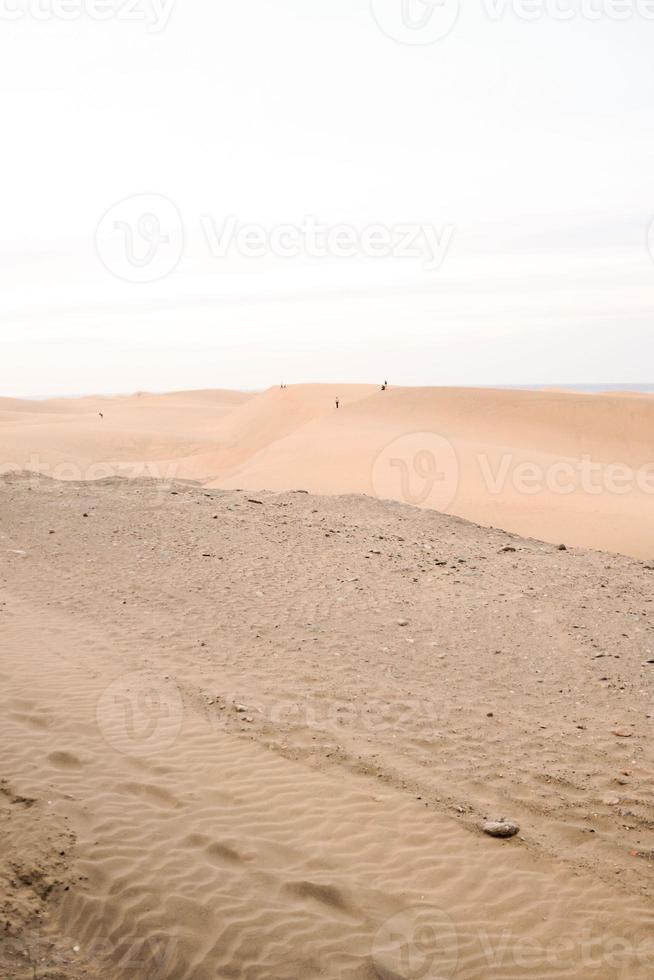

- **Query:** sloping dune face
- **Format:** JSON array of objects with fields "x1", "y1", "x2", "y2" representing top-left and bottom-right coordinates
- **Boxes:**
[
  {"x1": 205, "y1": 386, "x2": 654, "y2": 558},
  {"x1": 170, "y1": 384, "x2": 377, "y2": 481},
  {"x1": 2, "y1": 385, "x2": 654, "y2": 557}
]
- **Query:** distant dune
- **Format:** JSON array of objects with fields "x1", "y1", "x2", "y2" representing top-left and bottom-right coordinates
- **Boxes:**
[{"x1": 2, "y1": 384, "x2": 653, "y2": 557}]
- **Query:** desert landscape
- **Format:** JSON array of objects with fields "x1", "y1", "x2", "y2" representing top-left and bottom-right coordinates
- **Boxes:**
[
  {"x1": 2, "y1": 387, "x2": 654, "y2": 978},
  {"x1": 2, "y1": 385, "x2": 654, "y2": 556},
  {"x1": 4, "y1": 0, "x2": 652, "y2": 974}
]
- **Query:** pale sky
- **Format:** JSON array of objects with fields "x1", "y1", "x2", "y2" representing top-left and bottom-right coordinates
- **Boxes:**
[{"x1": 1, "y1": 0, "x2": 653, "y2": 395}]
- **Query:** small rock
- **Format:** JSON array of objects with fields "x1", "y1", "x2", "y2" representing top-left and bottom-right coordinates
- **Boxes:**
[
  {"x1": 499, "y1": 545, "x2": 516, "y2": 553},
  {"x1": 483, "y1": 820, "x2": 519, "y2": 839},
  {"x1": 396, "y1": 619, "x2": 409, "y2": 627},
  {"x1": 558, "y1": 543, "x2": 567, "y2": 551}
]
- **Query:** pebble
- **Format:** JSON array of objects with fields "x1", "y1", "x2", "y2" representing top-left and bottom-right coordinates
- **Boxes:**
[
  {"x1": 396, "y1": 619, "x2": 409, "y2": 627},
  {"x1": 483, "y1": 820, "x2": 520, "y2": 838}
]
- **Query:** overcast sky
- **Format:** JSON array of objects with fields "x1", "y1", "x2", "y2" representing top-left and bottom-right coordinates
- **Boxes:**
[{"x1": 1, "y1": 0, "x2": 653, "y2": 395}]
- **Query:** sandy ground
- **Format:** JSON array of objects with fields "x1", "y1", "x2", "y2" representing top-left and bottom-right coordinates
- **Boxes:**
[
  {"x1": 1, "y1": 385, "x2": 654, "y2": 557},
  {"x1": 1, "y1": 473, "x2": 654, "y2": 978}
]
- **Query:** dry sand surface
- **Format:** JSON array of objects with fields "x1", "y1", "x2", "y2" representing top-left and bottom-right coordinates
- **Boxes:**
[
  {"x1": 1, "y1": 385, "x2": 654, "y2": 557},
  {"x1": 2, "y1": 473, "x2": 654, "y2": 978}
]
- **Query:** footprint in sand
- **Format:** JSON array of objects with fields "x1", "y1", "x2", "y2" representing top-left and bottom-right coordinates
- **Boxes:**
[
  {"x1": 284, "y1": 880, "x2": 353, "y2": 915},
  {"x1": 47, "y1": 750, "x2": 84, "y2": 769}
]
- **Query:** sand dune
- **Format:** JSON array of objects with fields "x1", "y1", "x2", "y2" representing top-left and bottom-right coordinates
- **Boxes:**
[
  {"x1": 2, "y1": 474, "x2": 654, "y2": 978},
  {"x1": 2, "y1": 384, "x2": 652, "y2": 557},
  {"x1": 171, "y1": 384, "x2": 376, "y2": 481},
  {"x1": 0, "y1": 389, "x2": 253, "y2": 476}
]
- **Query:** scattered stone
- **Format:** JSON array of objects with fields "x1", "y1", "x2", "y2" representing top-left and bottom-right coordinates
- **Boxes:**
[
  {"x1": 483, "y1": 820, "x2": 519, "y2": 838},
  {"x1": 499, "y1": 546, "x2": 516, "y2": 553},
  {"x1": 558, "y1": 543, "x2": 567, "y2": 551},
  {"x1": 247, "y1": 498, "x2": 263, "y2": 505},
  {"x1": 396, "y1": 619, "x2": 409, "y2": 627}
]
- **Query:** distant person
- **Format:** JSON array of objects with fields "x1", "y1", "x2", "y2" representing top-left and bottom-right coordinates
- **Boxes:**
[
  {"x1": 335, "y1": 397, "x2": 339, "y2": 409},
  {"x1": 99, "y1": 412, "x2": 104, "y2": 419},
  {"x1": 381, "y1": 384, "x2": 386, "y2": 391}
]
